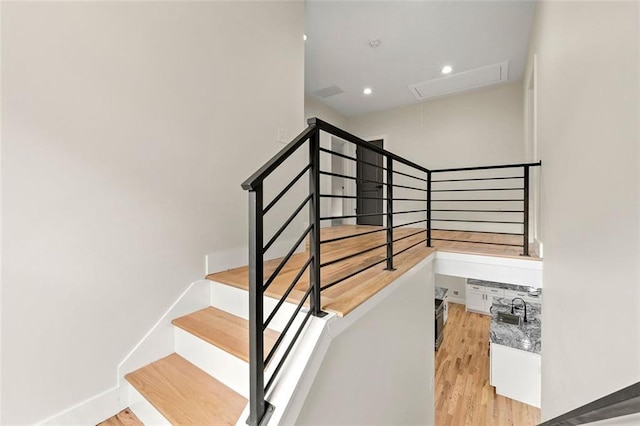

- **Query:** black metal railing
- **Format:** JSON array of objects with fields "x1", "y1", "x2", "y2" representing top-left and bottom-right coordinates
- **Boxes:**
[
  {"x1": 241, "y1": 118, "x2": 541, "y2": 425},
  {"x1": 430, "y1": 161, "x2": 540, "y2": 256},
  {"x1": 539, "y1": 381, "x2": 640, "y2": 425}
]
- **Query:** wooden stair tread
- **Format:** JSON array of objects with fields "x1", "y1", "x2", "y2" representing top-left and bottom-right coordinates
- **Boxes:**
[
  {"x1": 98, "y1": 408, "x2": 143, "y2": 426},
  {"x1": 125, "y1": 353, "x2": 246, "y2": 426},
  {"x1": 172, "y1": 306, "x2": 280, "y2": 363}
]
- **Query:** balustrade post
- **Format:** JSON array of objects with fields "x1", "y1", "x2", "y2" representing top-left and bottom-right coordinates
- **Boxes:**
[
  {"x1": 248, "y1": 187, "x2": 271, "y2": 425},
  {"x1": 386, "y1": 159, "x2": 395, "y2": 270},
  {"x1": 308, "y1": 130, "x2": 326, "y2": 317},
  {"x1": 522, "y1": 166, "x2": 530, "y2": 256},
  {"x1": 427, "y1": 171, "x2": 432, "y2": 247}
]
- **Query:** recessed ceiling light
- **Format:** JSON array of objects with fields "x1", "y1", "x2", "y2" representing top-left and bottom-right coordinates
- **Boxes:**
[
  {"x1": 363, "y1": 87, "x2": 372, "y2": 95},
  {"x1": 441, "y1": 65, "x2": 453, "y2": 75},
  {"x1": 303, "y1": 34, "x2": 308, "y2": 41}
]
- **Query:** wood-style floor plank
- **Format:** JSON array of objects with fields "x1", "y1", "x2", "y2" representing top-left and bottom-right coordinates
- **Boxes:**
[
  {"x1": 97, "y1": 408, "x2": 142, "y2": 426},
  {"x1": 172, "y1": 306, "x2": 279, "y2": 363},
  {"x1": 209, "y1": 225, "x2": 435, "y2": 317},
  {"x1": 125, "y1": 353, "x2": 246, "y2": 426},
  {"x1": 436, "y1": 303, "x2": 541, "y2": 425}
]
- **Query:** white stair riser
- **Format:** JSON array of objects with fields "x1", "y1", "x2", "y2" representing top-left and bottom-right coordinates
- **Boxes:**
[
  {"x1": 174, "y1": 327, "x2": 249, "y2": 397},
  {"x1": 126, "y1": 383, "x2": 171, "y2": 425},
  {"x1": 210, "y1": 281, "x2": 302, "y2": 333}
]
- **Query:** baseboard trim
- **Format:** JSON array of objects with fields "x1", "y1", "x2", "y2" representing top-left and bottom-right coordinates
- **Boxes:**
[
  {"x1": 117, "y1": 279, "x2": 212, "y2": 404},
  {"x1": 35, "y1": 386, "x2": 123, "y2": 426},
  {"x1": 447, "y1": 296, "x2": 466, "y2": 305}
]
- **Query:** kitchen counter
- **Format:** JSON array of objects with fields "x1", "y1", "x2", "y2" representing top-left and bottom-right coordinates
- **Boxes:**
[
  {"x1": 467, "y1": 278, "x2": 537, "y2": 294},
  {"x1": 490, "y1": 297, "x2": 542, "y2": 354},
  {"x1": 435, "y1": 286, "x2": 449, "y2": 300}
]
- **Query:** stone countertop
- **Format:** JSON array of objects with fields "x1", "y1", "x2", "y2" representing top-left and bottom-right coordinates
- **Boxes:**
[
  {"x1": 435, "y1": 286, "x2": 449, "y2": 300},
  {"x1": 490, "y1": 297, "x2": 542, "y2": 354},
  {"x1": 467, "y1": 279, "x2": 542, "y2": 298}
]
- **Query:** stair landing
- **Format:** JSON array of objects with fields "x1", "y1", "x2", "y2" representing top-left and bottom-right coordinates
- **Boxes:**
[
  {"x1": 209, "y1": 225, "x2": 436, "y2": 317},
  {"x1": 125, "y1": 353, "x2": 246, "y2": 425}
]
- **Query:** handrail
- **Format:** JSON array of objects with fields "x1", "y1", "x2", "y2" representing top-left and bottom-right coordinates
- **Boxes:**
[
  {"x1": 310, "y1": 118, "x2": 431, "y2": 174},
  {"x1": 431, "y1": 161, "x2": 542, "y2": 173},
  {"x1": 539, "y1": 381, "x2": 640, "y2": 425},
  {"x1": 241, "y1": 118, "x2": 543, "y2": 425},
  {"x1": 242, "y1": 124, "x2": 317, "y2": 191}
]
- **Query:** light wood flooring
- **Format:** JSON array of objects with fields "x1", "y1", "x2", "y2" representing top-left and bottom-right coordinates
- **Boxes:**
[
  {"x1": 432, "y1": 229, "x2": 539, "y2": 259},
  {"x1": 436, "y1": 303, "x2": 541, "y2": 425},
  {"x1": 125, "y1": 353, "x2": 246, "y2": 425},
  {"x1": 209, "y1": 225, "x2": 435, "y2": 317},
  {"x1": 98, "y1": 408, "x2": 142, "y2": 426},
  {"x1": 208, "y1": 225, "x2": 540, "y2": 317}
]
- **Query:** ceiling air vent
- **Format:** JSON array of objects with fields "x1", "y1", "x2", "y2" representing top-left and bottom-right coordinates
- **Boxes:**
[
  {"x1": 312, "y1": 85, "x2": 344, "y2": 98},
  {"x1": 409, "y1": 61, "x2": 509, "y2": 100}
]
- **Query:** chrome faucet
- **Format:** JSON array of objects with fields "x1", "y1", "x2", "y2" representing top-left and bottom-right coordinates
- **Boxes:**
[{"x1": 511, "y1": 297, "x2": 528, "y2": 323}]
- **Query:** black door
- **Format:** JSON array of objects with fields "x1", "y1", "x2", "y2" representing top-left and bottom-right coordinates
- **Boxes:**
[{"x1": 356, "y1": 139, "x2": 384, "y2": 226}]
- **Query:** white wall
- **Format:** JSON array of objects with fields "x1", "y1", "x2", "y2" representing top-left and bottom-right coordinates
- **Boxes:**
[
  {"x1": 435, "y1": 274, "x2": 466, "y2": 304},
  {"x1": 1, "y1": 2, "x2": 303, "y2": 423},
  {"x1": 348, "y1": 82, "x2": 525, "y2": 233},
  {"x1": 525, "y1": 1, "x2": 640, "y2": 421},
  {"x1": 304, "y1": 95, "x2": 357, "y2": 225},
  {"x1": 294, "y1": 258, "x2": 434, "y2": 425},
  {"x1": 348, "y1": 82, "x2": 524, "y2": 170}
]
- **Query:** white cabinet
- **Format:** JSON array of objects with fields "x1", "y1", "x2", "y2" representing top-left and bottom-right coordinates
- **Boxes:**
[
  {"x1": 490, "y1": 343, "x2": 541, "y2": 408},
  {"x1": 465, "y1": 284, "x2": 503, "y2": 315}
]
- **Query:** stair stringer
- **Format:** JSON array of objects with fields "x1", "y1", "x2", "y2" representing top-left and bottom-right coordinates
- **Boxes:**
[{"x1": 238, "y1": 254, "x2": 437, "y2": 425}]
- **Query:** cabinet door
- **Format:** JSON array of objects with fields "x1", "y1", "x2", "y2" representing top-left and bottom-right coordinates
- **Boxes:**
[{"x1": 466, "y1": 289, "x2": 486, "y2": 312}]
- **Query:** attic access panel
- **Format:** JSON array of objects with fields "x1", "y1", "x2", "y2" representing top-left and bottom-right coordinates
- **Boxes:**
[{"x1": 409, "y1": 61, "x2": 509, "y2": 100}]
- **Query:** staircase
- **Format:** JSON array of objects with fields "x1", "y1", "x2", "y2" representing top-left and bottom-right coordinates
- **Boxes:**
[
  {"x1": 118, "y1": 281, "x2": 302, "y2": 425},
  {"x1": 109, "y1": 118, "x2": 543, "y2": 425}
]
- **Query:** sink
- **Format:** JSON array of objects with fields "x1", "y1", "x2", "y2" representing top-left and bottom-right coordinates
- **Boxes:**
[{"x1": 497, "y1": 311, "x2": 521, "y2": 325}]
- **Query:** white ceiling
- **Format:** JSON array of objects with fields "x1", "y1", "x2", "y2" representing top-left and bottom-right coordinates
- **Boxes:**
[{"x1": 305, "y1": 1, "x2": 537, "y2": 117}]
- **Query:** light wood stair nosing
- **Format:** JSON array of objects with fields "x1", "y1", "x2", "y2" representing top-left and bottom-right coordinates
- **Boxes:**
[{"x1": 125, "y1": 353, "x2": 247, "y2": 426}]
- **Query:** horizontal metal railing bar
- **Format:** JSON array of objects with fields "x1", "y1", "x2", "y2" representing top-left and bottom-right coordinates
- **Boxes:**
[
  {"x1": 264, "y1": 286, "x2": 311, "y2": 367},
  {"x1": 320, "y1": 227, "x2": 388, "y2": 245},
  {"x1": 319, "y1": 170, "x2": 385, "y2": 187},
  {"x1": 393, "y1": 237, "x2": 428, "y2": 257},
  {"x1": 431, "y1": 237, "x2": 524, "y2": 248},
  {"x1": 432, "y1": 228, "x2": 524, "y2": 236},
  {"x1": 431, "y1": 218, "x2": 524, "y2": 224},
  {"x1": 319, "y1": 147, "x2": 388, "y2": 173},
  {"x1": 431, "y1": 176, "x2": 523, "y2": 183},
  {"x1": 263, "y1": 256, "x2": 313, "y2": 329},
  {"x1": 265, "y1": 309, "x2": 313, "y2": 393},
  {"x1": 311, "y1": 118, "x2": 431, "y2": 174},
  {"x1": 393, "y1": 169, "x2": 428, "y2": 182},
  {"x1": 320, "y1": 241, "x2": 389, "y2": 268},
  {"x1": 263, "y1": 164, "x2": 311, "y2": 214},
  {"x1": 431, "y1": 209, "x2": 524, "y2": 213},
  {"x1": 320, "y1": 257, "x2": 389, "y2": 292},
  {"x1": 432, "y1": 199, "x2": 525, "y2": 202},
  {"x1": 320, "y1": 194, "x2": 426, "y2": 202},
  {"x1": 431, "y1": 188, "x2": 524, "y2": 192},
  {"x1": 392, "y1": 228, "x2": 427, "y2": 243},
  {"x1": 391, "y1": 183, "x2": 428, "y2": 192},
  {"x1": 263, "y1": 194, "x2": 312, "y2": 252},
  {"x1": 393, "y1": 219, "x2": 428, "y2": 228},
  {"x1": 320, "y1": 209, "x2": 427, "y2": 221},
  {"x1": 430, "y1": 161, "x2": 541, "y2": 173},
  {"x1": 393, "y1": 170, "x2": 429, "y2": 182},
  {"x1": 263, "y1": 225, "x2": 313, "y2": 291},
  {"x1": 242, "y1": 125, "x2": 316, "y2": 190}
]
